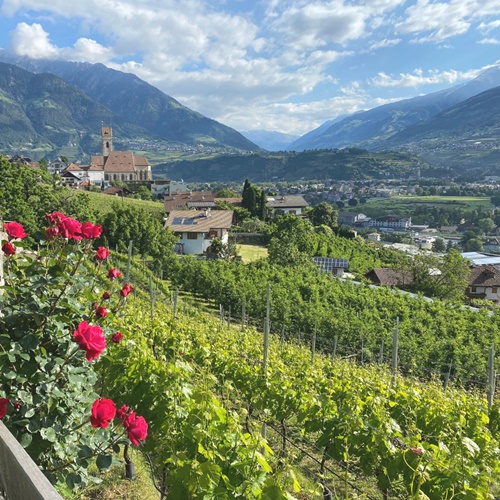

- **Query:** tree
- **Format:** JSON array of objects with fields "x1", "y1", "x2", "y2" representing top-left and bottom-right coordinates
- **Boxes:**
[
  {"x1": 478, "y1": 217, "x2": 495, "y2": 234},
  {"x1": 348, "y1": 198, "x2": 358, "y2": 207},
  {"x1": 216, "y1": 188, "x2": 239, "y2": 197},
  {"x1": 464, "y1": 238, "x2": 483, "y2": 252},
  {"x1": 432, "y1": 238, "x2": 446, "y2": 252},
  {"x1": 308, "y1": 202, "x2": 338, "y2": 229},
  {"x1": 336, "y1": 201, "x2": 345, "y2": 209}
]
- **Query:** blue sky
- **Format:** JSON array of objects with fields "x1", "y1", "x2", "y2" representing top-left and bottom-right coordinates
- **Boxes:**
[{"x1": 0, "y1": 0, "x2": 499, "y2": 136}]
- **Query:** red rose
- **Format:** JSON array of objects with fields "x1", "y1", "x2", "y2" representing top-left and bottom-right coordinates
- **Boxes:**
[
  {"x1": 73, "y1": 321, "x2": 106, "y2": 361},
  {"x1": 4, "y1": 222, "x2": 27, "y2": 240},
  {"x1": 117, "y1": 405, "x2": 130, "y2": 421},
  {"x1": 90, "y1": 398, "x2": 116, "y2": 428},
  {"x1": 96, "y1": 246, "x2": 110, "y2": 260},
  {"x1": 45, "y1": 227, "x2": 59, "y2": 240},
  {"x1": 95, "y1": 306, "x2": 108, "y2": 318},
  {"x1": 46, "y1": 212, "x2": 66, "y2": 224},
  {"x1": 107, "y1": 268, "x2": 122, "y2": 280},
  {"x1": 102, "y1": 291, "x2": 111, "y2": 300},
  {"x1": 120, "y1": 283, "x2": 133, "y2": 297},
  {"x1": 81, "y1": 222, "x2": 103, "y2": 239},
  {"x1": 111, "y1": 332, "x2": 123, "y2": 343},
  {"x1": 13, "y1": 401, "x2": 21, "y2": 411},
  {"x1": 2, "y1": 242, "x2": 15, "y2": 255},
  {"x1": 57, "y1": 217, "x2": 82, "y2": 240},
  {"x1": 124, "y1": 414, "x2": 148, "y2": 446},
  {"x1": 0, "y1": 398, "x2": 9, "y2": 418}
]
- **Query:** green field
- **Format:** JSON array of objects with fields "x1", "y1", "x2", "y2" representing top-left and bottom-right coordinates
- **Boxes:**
[
  {"x1": 361, "y1": 195, "x2": 492, "y2": 217},
  {"x1": 236, "y1": 243, "x2": 268, "y2": 263}
]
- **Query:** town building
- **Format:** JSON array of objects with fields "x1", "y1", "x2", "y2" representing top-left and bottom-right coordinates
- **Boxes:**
[
  {"x1": 164, "y1": 191, "x2": 215, "y2": 214},
  {"x1": 164, "y1": 209, "x2": 233, "y2": 255},
  {"x1": 368, "y1": 215, "x2": 411, "y2": 230},
  {"x1": 466, "y1": 265, "x2": 500, "y2": 303}
]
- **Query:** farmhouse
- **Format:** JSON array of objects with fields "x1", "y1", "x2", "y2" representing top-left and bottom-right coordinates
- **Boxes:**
[
  {"x1": 164, "y1": 209, "x2": 233, "y2": 255},
  {"x1": 466, "y1": 265, "x2": 500, "y2": 303}
]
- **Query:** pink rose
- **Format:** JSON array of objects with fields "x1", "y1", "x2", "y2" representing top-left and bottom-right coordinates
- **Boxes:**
[
  {"x1": 0, "y1": 398, "x2": 9, "y2": 418},
  {"x1": 4, "y1": 222, "x2": 27, "y2": 240},
  {"x1": 96, "y1": 246, "x2": 110, "y2": 260},
  {"x1": 125, "y1": 415, "x2": 148, "y2": 446},
  {"x1": 82, "y1": 222, "x2": 103, "y2": 239},
  {"x1": 111, "y1": 332, "x2": 123, "y2": 344},
  {"x1": 120, "y1": 283, "x2": 133, "y2": 297},
  {"x1": 107, "y1": 268, "x2": 122, "y2": 280},
  {"x1": 2, "y1": 242, "x2": 15, "y2": 255},
  {"x1": 73, "y1": 321, "x2": 106, "y2": 361},
  {"x1": 58, "y1": 217, "x2": 82, "y2": 240},
  {"x1": 90, "y1": 398, "x2": 116, "y2": 428},
  {"x1": 95, "y1": 306, "x2": 108, "y2": 318}
]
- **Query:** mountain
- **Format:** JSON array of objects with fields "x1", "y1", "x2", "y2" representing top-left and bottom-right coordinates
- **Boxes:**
[
  {"x1": 0, "y1": 62, "x2": 149, "y2": 157},
  {"x1": 290, "y1": 66, "x2": 500, "y2": 151},
  {"x1": 287, "y1": 114, "x2": 353, "y2": 151},
  {"x1": 0, "y1": 54, "x2": 259, "y2": 152},
  {"x1": 375, "y1": 85, "x2": 500, "y2": 176},
  {"x1": 240, "y1": 130, "x2": 299, "y2": 151}
]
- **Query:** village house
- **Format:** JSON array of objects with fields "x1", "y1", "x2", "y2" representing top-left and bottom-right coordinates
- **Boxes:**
[
  {"x1": 466, "y1": 265, "x2": 500, "y2": 303},
  {"x1": 365, "y1": 268, "x2": 413, "y2": 287},
  {"x1": 90, "y1": 127, "x2": 152, "y2": 183},
  {"x1": 266, "y1": 195, "x2": 308, "y2": 217},
  {"x1": 164, "y1": 209, "x2": 233, "y2": 255}
]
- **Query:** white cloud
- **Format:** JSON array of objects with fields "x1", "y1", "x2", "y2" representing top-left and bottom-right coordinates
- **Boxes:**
[
  {"x1": 478, "y1": 20, "x2": 500, "y2": 33},
  {"x1": 9, "y1": 22, "x2": 59, "y2": 58},
  {"x1": 396, "y1": 0, "x2": 500, "y2": 42},
  {"x1": 370, "y1": 67, "x2": 482, "y2": 87},
  {"x1": 368, "y1": 38, "x2": 401, "y2": 50},
  {"x1": 478, "y1": 37, "x2": 500, "y2": 44}
]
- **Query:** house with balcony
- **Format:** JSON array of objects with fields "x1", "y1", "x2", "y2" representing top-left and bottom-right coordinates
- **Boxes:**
[
  {"x1": 368, "y1": 215, "x2": 411, "y2": 231},
  {"x1": 164, "y1": 209, "x2": 233, "y2": 255}
]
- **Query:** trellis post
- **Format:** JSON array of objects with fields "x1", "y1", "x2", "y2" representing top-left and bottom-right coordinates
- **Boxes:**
[
  {"x1": 487, "y1": 344, "x2": 496, "y2": 412},
  {"x1": 392, "y1": 317, "x2": 399, "y2": 386}
]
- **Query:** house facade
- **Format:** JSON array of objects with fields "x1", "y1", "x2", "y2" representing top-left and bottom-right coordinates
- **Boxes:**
[
  {"x1": 467, "y1": 265, "x2": 500, "y2": 303},
  {"x1": 164, "y1": 209, "x2": 233, "y2": 255},
  {"x1": 266, "y1": 195, "x2": 308, "y2": 217},
  {"x1": 368, "y1": 215, "x2": 411, "y2": 230}
]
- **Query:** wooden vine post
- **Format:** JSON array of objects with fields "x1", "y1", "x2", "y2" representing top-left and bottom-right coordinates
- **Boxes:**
[
  {"x1": 125, "y1": 239, "x2": 133, "y2": 283},
  {"x1": 391, "y1": 317, "x2": 399, "y2": 386},
  {"x1": 487, "y1": 344, "x2": 496, "y2": 412},
  {"x1": 262, "y1": 284, "x2": 270, "y2": 441}
]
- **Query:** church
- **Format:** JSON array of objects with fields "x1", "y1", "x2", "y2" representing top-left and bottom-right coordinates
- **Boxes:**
[{"x1": 90, "y1": 127, "x2": 152, "y2": 182}]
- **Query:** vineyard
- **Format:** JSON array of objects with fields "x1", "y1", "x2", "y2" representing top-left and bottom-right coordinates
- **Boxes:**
[{"x1": 101, "y1": 280, "x2": 500, "y2": 499}]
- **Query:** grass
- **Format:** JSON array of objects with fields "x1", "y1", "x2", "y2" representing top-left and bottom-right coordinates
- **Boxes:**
[
  {"x1": 67, "y1": 191, "x2": 165, "y2": 219},
  {"x1": 237, "y1": 244, "x2": 268, "y2": 263}
]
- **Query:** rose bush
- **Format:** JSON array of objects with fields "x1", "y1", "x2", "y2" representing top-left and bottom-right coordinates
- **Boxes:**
[{"x1": 0, "y1": 216, "x2": 147, "y2": 490}]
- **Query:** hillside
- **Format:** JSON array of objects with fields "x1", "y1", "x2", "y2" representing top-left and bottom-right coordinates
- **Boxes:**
[
  {"x1": 288, "y1": 65, "x2": 500, "y2": 152},
  {"x1": 0, "y1": 55, "x2": 260, "y2": 152},
  {"x1": 153, "y1": 148, "x2": 429, "y2": 181},
  {"x1": 0, "y1": 62, "x2": 149, "y2": 157},
  {"x1": 240, "y1": 129, "x2": 299, "y2": 151}
]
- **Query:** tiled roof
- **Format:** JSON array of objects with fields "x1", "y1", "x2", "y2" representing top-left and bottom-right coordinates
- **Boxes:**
[
  {"x1": 468, "y1": 265, "x2": 500, "y2": 287},
  {"x1": 103, "y1": 151, "x2": 136, "y2": 173},
  {"x1": 65, "y1": 163, "x2": 82, "y2": 171},
  {"x1": 133, "y1": 156, "x2": 150, "y2": 167},
  {"x1": 266, "y1": 195, "x2": 308, "y2": 208},
  {"x1": 165, "y1": 209, "x2": 233, "y2": 233},
  {"x1": 365, "y1": 268, "x2": 413, "y2": 286},
  {"x1": 164, "y1": 191, "x2": 215, "y2": 212},
  {"x1": 90, "y1": 155, "x2": 105, "y2": 167}
]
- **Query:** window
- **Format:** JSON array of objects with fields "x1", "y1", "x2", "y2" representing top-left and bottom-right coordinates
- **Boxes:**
[
  {"x1": 187, "y1": 233, "x2": 197, "y2": 240},
  {"x1": 471, "y1": 287, "x2": 477, "y2": 292},
  {"x1": 492, "y1": 287, "x2": 498, "y2": 293}
]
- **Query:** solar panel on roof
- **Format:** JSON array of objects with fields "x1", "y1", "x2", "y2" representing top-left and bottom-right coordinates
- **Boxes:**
[
  {"x1": 183, "y1": 219, "x2": 194, "y2": 225},
  {"x1": 172, "y1": 217, "x2": 183, "y2": 224},
  {"x1": 313, "y1": 257, "x2": 348, "y2": 272}
]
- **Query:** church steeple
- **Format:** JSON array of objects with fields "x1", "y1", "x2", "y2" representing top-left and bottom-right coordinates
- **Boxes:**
[{"x1": 101, "y1": 127, "x2": 113, "y2": 158}]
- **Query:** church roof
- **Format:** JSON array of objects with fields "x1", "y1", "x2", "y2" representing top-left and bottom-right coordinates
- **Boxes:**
[
  {"x1": 134, "y1": 156, "x2": 150, "y2": 167},
  {"x1": 103, "y1": 151, "x2": 136, "y2": 172},
  {"x1": 90, "y1": 155, "x2": 105, "y2": 168}
]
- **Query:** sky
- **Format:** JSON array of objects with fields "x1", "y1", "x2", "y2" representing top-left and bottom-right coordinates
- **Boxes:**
[{"x1": 0, "y1": 0, "x2": 500, "y2": 137}]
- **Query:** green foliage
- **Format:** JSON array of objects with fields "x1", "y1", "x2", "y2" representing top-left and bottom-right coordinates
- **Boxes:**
[{"x1": 308, "y1": 202, "x2": 338, "y2": 229}]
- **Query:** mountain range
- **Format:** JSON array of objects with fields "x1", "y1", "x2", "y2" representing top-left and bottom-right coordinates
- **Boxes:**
[{"x1": 0, "y1": 53, "x2": 259, "y2": 158}]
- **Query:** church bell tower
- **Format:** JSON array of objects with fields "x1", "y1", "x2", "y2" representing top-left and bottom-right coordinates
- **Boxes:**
[{"x1": 101, "y1": 127, "x2": 113, "y2": 158}]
